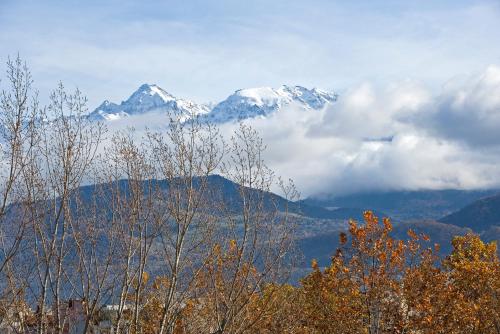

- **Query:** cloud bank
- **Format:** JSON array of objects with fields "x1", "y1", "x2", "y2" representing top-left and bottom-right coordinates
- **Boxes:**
[{"x1": 215, "y1": 66, "x2": 500, "y2": 197}]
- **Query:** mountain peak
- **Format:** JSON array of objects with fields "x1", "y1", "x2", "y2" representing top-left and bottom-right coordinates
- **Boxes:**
[
  {"x1": 88, "y1": 84, "x2": 208, "y2": 121},
  {"x1": 96, "y1": 99, "x2": 115, "y2": 109},
  {"x1": 201, "y1": 84, "x2": 337, "y2": 123},
  {"x1": 128, "y1": 83, "x2": 176, "y2": 104}
]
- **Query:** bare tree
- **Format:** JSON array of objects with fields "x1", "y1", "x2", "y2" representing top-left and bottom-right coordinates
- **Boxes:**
[
  {"x1": 146, "y1": 115, "x2": 225, "y2": 334},
  {"x1": 25, "y1": 83, "x2": 104, "y2": 334},
  {"x1": 67, "y1": 160, "x2": 131, "y2": 334},
  {"x1": 0, "y1": 55, "x2": 41, "y2": 332},
  {"x1": 108, "y1": 120, "x2": 298, "y2": 334},
  {"x1": 0, "y1": 57, "x2": 298, "y2": 334},
  {"x1": 187, "y1": 124, "x2": 298, "y2": 334},
  {"x1": 95, "y1": 129, "x2": 163, "y2": 334}
]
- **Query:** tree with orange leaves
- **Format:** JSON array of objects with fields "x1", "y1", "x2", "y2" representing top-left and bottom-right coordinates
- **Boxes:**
[
  {"x1": 300, "y1": 211, "x2": 451, "y2": 334},
  {"x1": 403, "y1": 233, "x2": 500, "y2": 333},
  {"x1": 444, "y1": 234, "x2": 500, "y2": 333},
  {"x1": 300, "y1": 252, "x2": 363, "y2": 333},
  {"x1": 99, "y1": 212, "x2": 500, "y2": 334}
]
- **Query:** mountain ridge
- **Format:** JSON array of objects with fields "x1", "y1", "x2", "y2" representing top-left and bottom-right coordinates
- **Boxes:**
[
  {"x1": 439, "y1": 193, "x2": 500, "y2": 232},
  {"x1": 304, "y1": 189, "x2": 500, "y2": 221},
  {"x1": 88, "y1": 84, "x2": 337, "y2": 123},
  {"x1": 71, "y1": 174, "x2": 380, "y2": 222}
]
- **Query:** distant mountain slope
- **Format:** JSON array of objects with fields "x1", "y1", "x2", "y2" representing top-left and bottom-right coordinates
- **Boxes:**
[
  {"x1": 74, "y1": 174, "x2": 377, "y2": 222},
  {"x1": 297, "y1": 220, "x2": 473, "y2": 267},
  {"x1": 304, "y1": 189, "x2": 499, "y2": 221},
  {"x1": 439, "y1": 193, "x2": 500, "y2": 232},
  {"x1": 482, "y1": 226, "x2": 500, "y2": 244},
  {"x1": 298, "y1": 190, "x2": 500, "y2": 267},
  {"x1": 392, "y1": 220, "x2": 471, "y2": 255},
  {"x1": 8, "y1": 173, "x2": 499, "y2": 271}
]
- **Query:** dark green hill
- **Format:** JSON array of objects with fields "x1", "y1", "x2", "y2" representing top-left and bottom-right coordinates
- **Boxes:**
[
  {"x1": 439, "y1": 194, "x2": 500, "y2": 233},
  {"x1": 73, "y1": 174, "x2": 382, "y2": 221}
]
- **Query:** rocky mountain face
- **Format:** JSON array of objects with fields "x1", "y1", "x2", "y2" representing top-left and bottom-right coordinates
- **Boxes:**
[
  {"x1": 200, "y1": 85, "x2": 337, "y2": 123},
  {"x1": 88, "y1": 84, "x2": 210, "y2": 121},
  {"x1": 88, "y1": 84, "x2": 337, "y2": 123}
]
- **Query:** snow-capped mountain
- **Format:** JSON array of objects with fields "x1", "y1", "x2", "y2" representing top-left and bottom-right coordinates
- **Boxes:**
[
  {"x1": 89, "y1": 84, "x2": 337, "y2": 123},
  {"x1": 201, "y1": 85, "x2": 337, "y2": 123},
  {"x1": 88, "y1": 84, "x2": 210, "y2": 121}
]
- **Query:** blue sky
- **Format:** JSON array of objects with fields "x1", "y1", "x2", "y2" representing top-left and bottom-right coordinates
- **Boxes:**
[{"x1": 1, "y1": 0, "x2": 500, "y2": 108}]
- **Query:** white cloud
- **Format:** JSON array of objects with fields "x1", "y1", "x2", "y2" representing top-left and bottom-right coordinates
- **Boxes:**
[
  {"x1": 414, "y1": 65, "x2": 500, "y2": 147},
  {"x1": 225, "y1": 66, "x2": 500, "y2": 197}
]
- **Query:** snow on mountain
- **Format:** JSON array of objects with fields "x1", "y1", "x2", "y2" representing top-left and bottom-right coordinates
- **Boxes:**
[
  {"x1": 88, "y1": 84, "x2": 337, "y2": 124},
  {"x1": 200, "y1": 85, "x2": 337, "y2": 123},
  {"x1": 88, "y1": 84, "x2": 210, "y2": 121}
]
